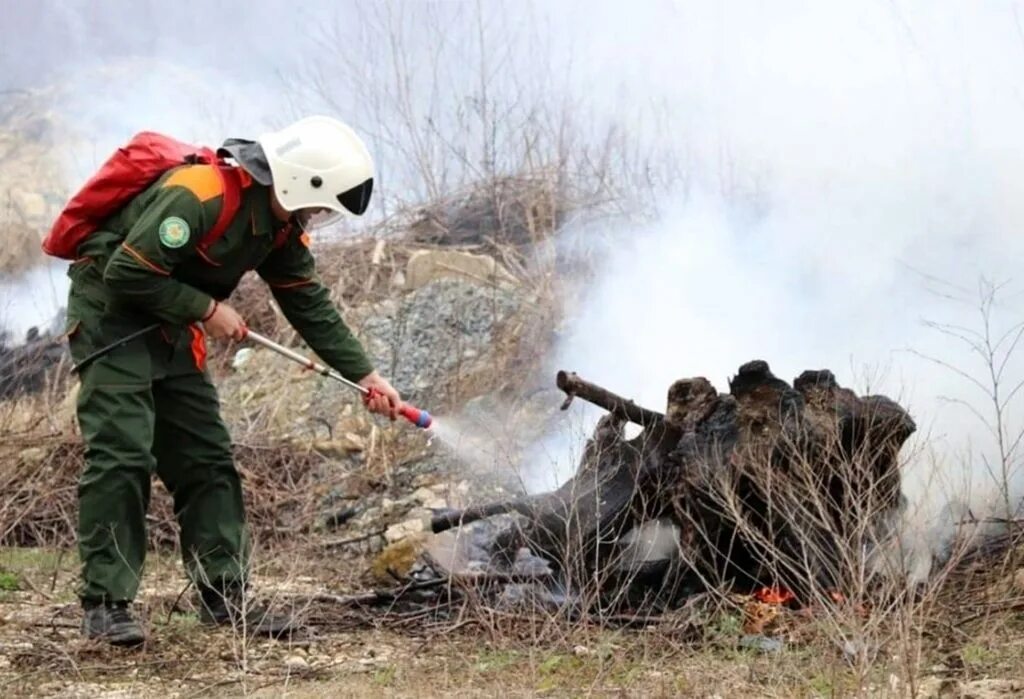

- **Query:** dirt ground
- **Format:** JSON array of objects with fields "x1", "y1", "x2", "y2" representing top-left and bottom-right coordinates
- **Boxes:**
[{"x1": 3, "y1": 545, "x2": 1024, "y2": 698}]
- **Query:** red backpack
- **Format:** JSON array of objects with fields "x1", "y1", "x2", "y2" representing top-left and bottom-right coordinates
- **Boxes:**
[{"x1": 43, "y1": 131, "x2": 244, "y2": 260}]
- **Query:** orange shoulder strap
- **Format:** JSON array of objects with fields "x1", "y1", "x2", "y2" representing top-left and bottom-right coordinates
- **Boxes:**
[{"x1": 197, "y1": 164, "x2": 247, "y2": 253}]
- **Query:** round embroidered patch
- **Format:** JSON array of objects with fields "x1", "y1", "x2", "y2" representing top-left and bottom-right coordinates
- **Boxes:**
[{"x1": 158, "y1": 217, "x2": 191, "y2": 248}]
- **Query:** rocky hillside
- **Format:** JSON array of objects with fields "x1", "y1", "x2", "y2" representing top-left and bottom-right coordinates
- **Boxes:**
[{"x1": 0, "y1": 92, "x2": 66, "y2": 276}]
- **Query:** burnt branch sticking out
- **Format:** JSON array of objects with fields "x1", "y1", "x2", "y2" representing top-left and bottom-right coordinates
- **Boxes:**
[{"x1": 556, "y1": 370, "x2": 665, "y2": 428}]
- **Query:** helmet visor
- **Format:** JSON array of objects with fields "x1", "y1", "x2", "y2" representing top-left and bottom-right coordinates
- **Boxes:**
[
  {"x1": 337, "y1": 178, "x2": 373, "y2": 215},
  {"x1": 296, "y1": 207, "x2": 344, "y2": 230}
]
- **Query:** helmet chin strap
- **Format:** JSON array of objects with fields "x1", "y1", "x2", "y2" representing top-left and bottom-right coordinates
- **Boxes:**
[{"x1": 292, "y1": 209, "x2": 312, "y2": 229}]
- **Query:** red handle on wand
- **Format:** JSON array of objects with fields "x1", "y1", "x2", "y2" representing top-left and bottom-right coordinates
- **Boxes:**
[{"x1": 365, "y1": 388, "x2": 433, "y2": 429}]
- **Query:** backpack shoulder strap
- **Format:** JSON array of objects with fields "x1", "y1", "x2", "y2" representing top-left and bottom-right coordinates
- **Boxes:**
[
  {"x1": 272, "y1": 222, "x2": 296, "y2": 250},
  {"x1": 197, "y1": 162, "x2": 246, "y2": 254}
]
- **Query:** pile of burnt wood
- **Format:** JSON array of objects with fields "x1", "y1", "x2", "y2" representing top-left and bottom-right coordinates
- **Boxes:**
[{"x1": 430, "y1": 361, "x2": 916, "y2": 609}]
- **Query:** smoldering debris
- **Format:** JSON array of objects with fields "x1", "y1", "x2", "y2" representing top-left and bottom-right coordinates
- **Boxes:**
[{"x1": 402, "y1": 360, "x2": 916, "y2": 615}]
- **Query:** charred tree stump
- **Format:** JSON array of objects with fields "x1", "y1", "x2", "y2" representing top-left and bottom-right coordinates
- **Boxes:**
[{"x1": 455, "y1": 360, "x2": 916, "y2": 603}]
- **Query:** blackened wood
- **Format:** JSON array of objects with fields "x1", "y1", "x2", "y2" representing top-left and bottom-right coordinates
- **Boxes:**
[
  {"x1": 430, "y1": 500, "x2": 536, "y2": 534},
  {"x1": 556, "y1": 370, "x2": 665, "y2": 427},
  {"x1": 439, "y1": 361, "x2": 915, "y2": 605}
]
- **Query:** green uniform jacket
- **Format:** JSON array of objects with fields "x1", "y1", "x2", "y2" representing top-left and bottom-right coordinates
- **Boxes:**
[{"x1": 69, "y1": 163, "x2": 374, "y2": 381}]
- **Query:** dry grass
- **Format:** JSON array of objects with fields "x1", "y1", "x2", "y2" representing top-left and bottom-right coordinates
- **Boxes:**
[{"x1": 1, "y1": 535, "x2": 1022, "y2": 698}]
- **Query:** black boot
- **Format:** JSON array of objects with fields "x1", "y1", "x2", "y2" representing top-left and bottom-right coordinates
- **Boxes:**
[
  {"x1": 81, "y1": 600, "x2": 146, "y2": 647},
  {"x1": 197, "y1": 583, "x2": 296, "y2": 637}
]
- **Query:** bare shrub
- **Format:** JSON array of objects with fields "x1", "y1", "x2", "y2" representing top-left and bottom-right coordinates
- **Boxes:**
[
  {"x1": 908, "y1": 278, "x2": 1024, "y2": 519},
  {"x1": 0, "y1": 435, "x2": 336, "y2": 551}
]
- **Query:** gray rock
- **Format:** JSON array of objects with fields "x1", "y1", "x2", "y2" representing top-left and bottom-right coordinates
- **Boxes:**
[
  {"x1": 405, "y1": 249, "x2": 516, "y2": 289},
  {"x1": 739, "y1": 635, "x2": 784, "y2": 653},
  {"x1": 959, "y1": 679, "x2": 1024, "y2": 699},
  {"x1": 359, "y1": 278, "x2": 523, "y2": 405},
  {"x1": 289, "y1": 276, "x2": 526, "y2": 443},
  {"x1": 284, "y1": 655, "x2": 310, "y2": 672},
  {"x1": 512, "y1": 547, "x2": 554, "y2": 577},
  {"x1": 496, "y1": 582, "x2": 568, "y2": 613}
]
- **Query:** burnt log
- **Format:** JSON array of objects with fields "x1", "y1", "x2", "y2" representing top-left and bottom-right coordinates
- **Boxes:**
[
  {"x1": 464, "y1": 360, "x2": 916, "y2": 602},
  {"x1": 431, "y1": 499, "x2": 536, "y2": 534}
]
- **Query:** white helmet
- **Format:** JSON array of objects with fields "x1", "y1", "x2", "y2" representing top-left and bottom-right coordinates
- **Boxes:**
[{"x1": 258, "y1": 115, "x2": 374, "y2": 227}]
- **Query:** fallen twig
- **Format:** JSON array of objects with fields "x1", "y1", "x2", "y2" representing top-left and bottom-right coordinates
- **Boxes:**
[
  {"x1": 320, "y1": 529, "x2": 387, "y2": 548},
  {"x1": 308, "y1": 571, "x2": 553, "y2": 607},
  {"x1": 19, "y1": 573, "x2": 53, "y2": 601},
  {"x1": 956, "y1": 598, "x2": 1024, "y2": 626}
]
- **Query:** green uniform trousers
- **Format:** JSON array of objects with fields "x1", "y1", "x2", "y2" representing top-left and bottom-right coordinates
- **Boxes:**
[{"x1": 67, "y1": 269, "x2": 248, "y2": 603}]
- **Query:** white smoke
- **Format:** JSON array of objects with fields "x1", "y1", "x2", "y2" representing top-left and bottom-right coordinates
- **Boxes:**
[
  {"x1": 515, "y1": 2, "x2": 1024, "y2": 539},
  {"x1": 0, "y1": 263, "x2": 68, "y2": 342}
]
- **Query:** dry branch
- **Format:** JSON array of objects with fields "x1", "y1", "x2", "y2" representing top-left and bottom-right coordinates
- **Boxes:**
[
  {"x1": 310, "y1": 571, "x2": 553, "y2": 608},
  {"x1": 430, "y1": 500, "x2": 534, "y2": 534}
]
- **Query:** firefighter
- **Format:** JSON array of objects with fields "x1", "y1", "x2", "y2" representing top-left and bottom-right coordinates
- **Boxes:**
[{"x1": 65, "y1": 116, "x2": 399, "y2": 646}]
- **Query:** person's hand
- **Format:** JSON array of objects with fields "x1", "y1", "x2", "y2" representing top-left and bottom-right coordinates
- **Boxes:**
[
  {"x1": 202, "y1": 301, "x2": 247, "y2": 341},
  {"x1": 358, "y1": 371, "x2": 401, "y2": 420}
]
